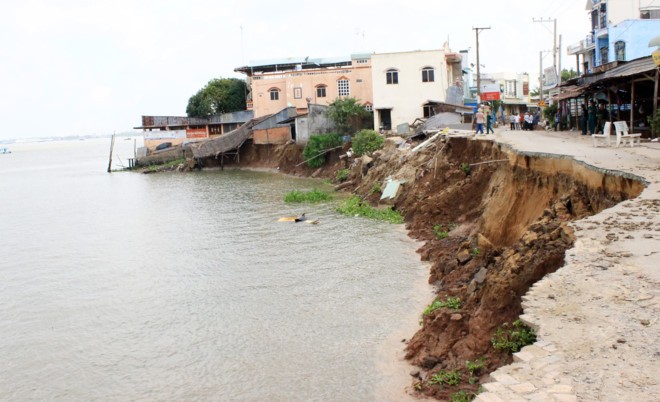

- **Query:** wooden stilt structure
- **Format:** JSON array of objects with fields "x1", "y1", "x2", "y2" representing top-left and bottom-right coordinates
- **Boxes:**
[
  {"x1": 654, "y1": 69, "x2": 659, "y2": 139},
  {"x1": 630, "y1": 81, "x2": 635, "y2": 132},
  {"x1": 107, "y1": 133, "x2": 115, "y2": 173}
]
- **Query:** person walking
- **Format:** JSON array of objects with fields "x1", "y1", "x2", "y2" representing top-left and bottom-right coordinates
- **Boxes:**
[
  {"x1": 509, "y1": 114, "x2": 516, "y2": 130},
  {"x1": 475, "y1": 108, "x2": 485, "y2": 134},
  {"x1": 486, "y1": 113, "x2": 495, "y2": 134}
]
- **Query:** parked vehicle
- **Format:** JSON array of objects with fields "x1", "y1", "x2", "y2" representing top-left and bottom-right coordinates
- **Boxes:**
[{"x1": 155, "y1": 142, "x2": 172, "y2": 151}]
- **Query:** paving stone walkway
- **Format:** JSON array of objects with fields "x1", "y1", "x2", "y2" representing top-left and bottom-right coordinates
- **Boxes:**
[{"x1": 474, "y1": 129, "x2": 660, "y2": 402}]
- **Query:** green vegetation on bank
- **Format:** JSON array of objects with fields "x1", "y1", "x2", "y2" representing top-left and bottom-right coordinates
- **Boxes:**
[
  {"x1": 460, "y1": 162, "x2": 471, "y2": 176},
  {"x1": 423, "y1": 297, "x2": 462, "y2": 315},
  {"x1": 433, "y1": 223, "x2": 456, "y2": 240},
  {"x1": 450, "y1": 390, "x2": 478, "y2": 402},
  {"x1": 284, "y1": 189, "x2": 332, "y2": 203},
  {"x1": 336, "y1": 196, "x2": 403, "y2": 223},
  {"x1": 327, "y1": 97, "x2": 373, "y2": 134},
  {"x1": 335, "y1": 168, "x2": 350, "y2": 182},
  {"x1": 466, "y1": 357, "x2": 487, "y2": 384},
  {"x1": 428, "y1": 369, "x2": 462, "y2": 387},
  {"x1": 491, "y1": 319, "x2": 537, "y2": 354},
  {"x1": 351, "y1": 129, "x2": 384, "y2": 156},
  {"x1": 146, "y1": 158, "x2": 187, "y2": 172},
  {"x1": 303, "y1": 133, "x2": 343, "y2": 168}
]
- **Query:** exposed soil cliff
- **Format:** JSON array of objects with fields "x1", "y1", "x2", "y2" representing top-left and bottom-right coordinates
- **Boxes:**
[{"x1": 201, "y1": 136, "x2": 645, "y2": 400}]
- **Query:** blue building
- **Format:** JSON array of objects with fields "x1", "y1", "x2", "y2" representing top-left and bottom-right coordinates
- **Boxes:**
[{"x1": 567, "y1": 0, "x2": 660, "y2": 74}]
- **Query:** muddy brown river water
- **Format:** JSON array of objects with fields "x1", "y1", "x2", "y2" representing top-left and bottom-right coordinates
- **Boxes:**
[{"x1": 0, "y1": 138, "x2": 431, "y2": 401}]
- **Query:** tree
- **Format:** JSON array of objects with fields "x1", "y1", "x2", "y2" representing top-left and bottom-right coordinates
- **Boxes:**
[
  {"x1": 352, "y1": 129, "x2": 384, "y2": 156},
  {"x1": 186, "y1": 78, "x2": 247, "y2": 118},
  {"x1": 560, "y1": 68, "x2": 579, "y2": 82},
  {"x1": 326, "y1": 97, "x2": 372, "y2": 135}
]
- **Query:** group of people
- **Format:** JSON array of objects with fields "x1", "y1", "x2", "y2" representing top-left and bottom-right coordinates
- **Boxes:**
[
  {"x1": 474, "y1": 99, "x2": 616, "y2": 136},
  {"x1": 579, "y1": 100, "x2": 609, "y2": 135},
  {"x1": 474, "y1": 107, "x2": 495, "y2": 135},
  {"x1": 509, "y1": 112, "x2": 539, "y2": 131},
  {"x1": 475, "y1": 106, "x2": 543, "y2": 134}
]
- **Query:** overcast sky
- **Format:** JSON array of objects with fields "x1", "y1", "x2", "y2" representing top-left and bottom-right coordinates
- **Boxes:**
[{"x1": 0, "y1": 0, "x2": 590, "y2": 140}]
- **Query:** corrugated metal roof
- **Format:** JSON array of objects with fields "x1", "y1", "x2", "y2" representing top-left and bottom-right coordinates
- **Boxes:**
[
  {"x1": 190, "y1": 115, "x2": 272, "y2": 159},
  {"x1": 603, "y1": 56, "x2": 657, "y2": 79},
  {"x1": 234, "y1": 56, "x2": 352, "y2": 72},
  {"x1": 579, "y1": 56, "x2": 657, "y2": 87},
  {"x1": 553, "y1": 85, "x2": 584, "y2": 100},
  {"x1": 136, "y1": 111, "x2": 254, "y2": 129}
]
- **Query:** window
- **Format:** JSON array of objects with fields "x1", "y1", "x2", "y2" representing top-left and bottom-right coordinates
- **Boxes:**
[
  {"x1": 599, "y1": 4, "x2": 607, "y2": 28},
  {"x1": 615, "y1": 41, "x2": 626, "y2": 61},
  {"x1": 269, "y1": 88, "x2": 280, "y2": 101},
  {"x1": 422, "y1": 67, "x2": 435, "y2": 82},
  {"x1": 423, "y1": 104, "x2": 435, "y2": 118},
  {"x1": 337, "y1": 79, "x2": 350, "y2": 96},
  {"x1": 316, "y1": 85, "x2": 327, "y2": 98},
  {"x1": 364, "y1": 103, "x2": 373, "y2": 112},
  {"x1": 591, "y1": 10, "x2": 599, "y2": 30},
  {"x1": 600, "y1": 46, "x2": 609, "y2": 64},
  {"x1": 386, "y1": 69, "x2": 399, "y2": 85},
  {"x1": 505, "y1": 80, "x2": 517, "y2": 97},
  {"x1": 641, "y1": 9, "x2": 660, "y2": 19}
]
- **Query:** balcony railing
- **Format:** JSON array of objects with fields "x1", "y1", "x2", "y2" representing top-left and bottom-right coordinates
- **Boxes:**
[
  {"x1": 567, "y1": 42, "x2": 584, "y2": 54},
  {"x1": 585, "y1": 34, "x2": 594, "y2": 46},
  {"x1": 567, "y1": 34, "x2": 595, "y2": 55}
]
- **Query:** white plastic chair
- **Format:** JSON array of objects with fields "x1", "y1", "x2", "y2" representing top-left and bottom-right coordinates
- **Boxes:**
[
  {"x1": 613, "y1": 121, "x2": 641, "y2": 147},
  {"x1": 592, "y1": 121, "x2": 611, "y2": 147}
]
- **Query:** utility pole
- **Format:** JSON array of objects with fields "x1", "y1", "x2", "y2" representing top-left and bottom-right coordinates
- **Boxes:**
[
  {"x1": 553, "y1": 19, "x2": 557, "y2": 78},
  {"x1": 473, "y1": 26, "x2": 491, "y2": 103},
  {"x1": 539, "y1": 49, "x2": 551, "y2": 105},
  {"x1": 558, "y1": 34, "x2": 562, "y2": 82},
  {"x1": 539, "y1": 51, "x2": 543, "y2": 103},
  {"x1": 533, "y1": 18, "x2": 557, "y2": 81}
]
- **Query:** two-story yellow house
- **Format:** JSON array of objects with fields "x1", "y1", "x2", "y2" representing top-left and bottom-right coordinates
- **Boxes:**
[{"x1": 234, "y1": 54, "x2": 374, "y2": 118}]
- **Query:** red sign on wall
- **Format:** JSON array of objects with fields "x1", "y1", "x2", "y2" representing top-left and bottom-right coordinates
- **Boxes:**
[
  {"x1": 186, "y1": 128, "x2": 207, "y2": 138},
  {"x1": 481, "y1": 92, "x2": 500, "y2": 101}
]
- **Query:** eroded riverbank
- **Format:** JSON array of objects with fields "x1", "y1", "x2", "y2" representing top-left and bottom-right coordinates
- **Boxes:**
[{"x1": 192, "y1": 130, "x2": 657, "y2": 401}]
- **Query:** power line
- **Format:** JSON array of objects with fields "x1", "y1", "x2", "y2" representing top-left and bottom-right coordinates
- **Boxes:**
[
  {"x1": 533, "y1": 18, "x2": 558, "y2": 79},
  {"x1": 542, "y1": 0, "x2": 574, "y2": 19}
]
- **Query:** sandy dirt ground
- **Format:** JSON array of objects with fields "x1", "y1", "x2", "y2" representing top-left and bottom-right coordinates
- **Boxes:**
[{"x1": 477, "y1": 128, "x2": 660, "y2": 402}]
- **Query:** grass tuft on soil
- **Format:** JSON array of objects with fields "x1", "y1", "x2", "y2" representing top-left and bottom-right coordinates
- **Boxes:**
[
  {"x1": 284, "y1": 189, "x2": 332, "y2": 203},
  {"x1": 336, "y1": 195, "x2": 403, "y2": 223}
]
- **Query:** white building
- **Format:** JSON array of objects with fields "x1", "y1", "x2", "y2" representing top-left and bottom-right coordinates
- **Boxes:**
[
  {"x1": 481, "y1": 72, "x2": 532, "y2": 115},
  {"x1": 371, "y1": 45, "x2": 463, "y2": 133}
]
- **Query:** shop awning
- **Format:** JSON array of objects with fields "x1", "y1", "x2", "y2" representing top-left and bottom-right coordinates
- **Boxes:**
[{"x1": 553, "y1": 85, "x2": 584, "y2": 101}]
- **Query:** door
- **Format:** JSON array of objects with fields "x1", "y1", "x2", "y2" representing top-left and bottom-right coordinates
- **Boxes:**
[{"x1": 378, "y1": 109, "x2": 392, "y2": 131}]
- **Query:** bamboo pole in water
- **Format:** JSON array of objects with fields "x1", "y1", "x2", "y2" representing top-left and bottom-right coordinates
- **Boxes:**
[{"x1": 107, "y1": 133, "x2": 115, "y2": 173}]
